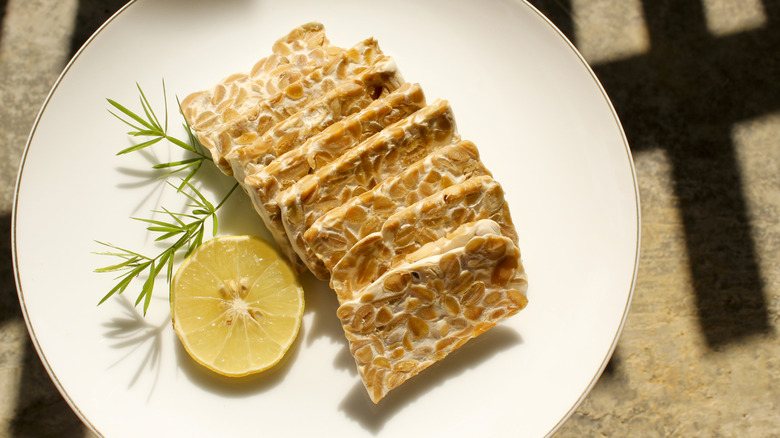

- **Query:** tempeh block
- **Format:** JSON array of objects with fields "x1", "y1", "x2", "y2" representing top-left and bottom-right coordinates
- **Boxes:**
[
  {"x1": 187, "y1": 36, "x2": 386, "y2": 174},
  {"x1": 279, "y1": 99, "x2": 460, "y2": 279},
  {"x1": 232, "y1": 59, "x2": 406, "y2": 182},
  {"x1": 304, "y1": 140, "x2": 491, "y2": 273},
  {"x1": 242, "y1": 82, "x2": 425, "y2": 271},
  {"x1": 337, "y1": 222, "x2": 528, "y2": 403},
  {"x1": 330, "y1": 175, "x2": 517, "y2": 301},
  {"x1": 180, "y1": 22, "x2": 335, "y2": 172},
  {"x1": 178, "y1": 23, "x2": 529, "y2": 405}
]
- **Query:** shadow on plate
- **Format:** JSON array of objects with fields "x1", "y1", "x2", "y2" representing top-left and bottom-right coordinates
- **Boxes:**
[
  {"x1": 100, "y1": 292, "x2": 302, "y2": 399},
  {"x1": 102, "y1": 296, "x2": 168, "y2": 396},
  {"x1": 299, "y1": 272, "x2": 350, "y2": 345},
  {"x1": 338, "y1": 325, "x2": 523, "y2": 433}
]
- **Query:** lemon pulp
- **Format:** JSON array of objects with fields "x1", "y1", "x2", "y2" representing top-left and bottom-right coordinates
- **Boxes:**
[{"x1": 171, "y1": 235, "x2": 304, "y2": 377}]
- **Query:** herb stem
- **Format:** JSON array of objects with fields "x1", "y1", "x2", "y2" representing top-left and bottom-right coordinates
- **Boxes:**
[{"x1": 96, "y1": 81, "x2": 240, "y2": 315}]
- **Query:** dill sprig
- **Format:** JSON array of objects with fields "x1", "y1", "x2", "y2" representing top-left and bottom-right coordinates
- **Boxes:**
[
  {"x1": 107, "y1": 81, "x2": 212, "y2": 190},
  {"x1": 95, "y1": 181, "x2": 239, "y2": 313},
  {"x1": 96, "y1": 81, "x2": 239, "y2": 314}
]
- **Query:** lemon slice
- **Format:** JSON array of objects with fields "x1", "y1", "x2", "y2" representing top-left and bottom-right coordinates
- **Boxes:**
[{"x1": 171, "y1": 235, "x2": 304, "y2": 377}]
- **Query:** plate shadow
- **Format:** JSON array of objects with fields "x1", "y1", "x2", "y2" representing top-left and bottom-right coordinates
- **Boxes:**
[{"x1": 338, "y1": 325, "x2": 523, "y2": 434}]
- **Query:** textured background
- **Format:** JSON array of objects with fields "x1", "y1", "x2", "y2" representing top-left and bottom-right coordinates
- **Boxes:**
[{"x1": 1, "y1": 0, "x2": 778, "y2": 436}]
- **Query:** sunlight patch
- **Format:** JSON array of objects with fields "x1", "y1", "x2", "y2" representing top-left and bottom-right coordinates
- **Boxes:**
[
  {"x1": 731, "y1": 111, "x2": 780, "y2": 296},
  {"x1": 702, "y1": 0, "x2": 768, "y2": 36},
  {"x1": 572, "y1": 0, "x2": 650, "y2": 64}
]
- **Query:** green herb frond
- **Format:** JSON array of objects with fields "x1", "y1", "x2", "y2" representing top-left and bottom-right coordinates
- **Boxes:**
[
  {"x1": 94, "y1": 181, "x2": 238, "y2": 314},
  {"x1": 97, "y1": 81, "x2": 239, "y2": 315},
  {"x1": 107, "y1": 80, "x2": 212, "y2": 190}
]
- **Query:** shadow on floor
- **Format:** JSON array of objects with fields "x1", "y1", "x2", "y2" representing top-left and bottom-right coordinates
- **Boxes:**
[
  {"x1": 529, "y1": 0, "x2": 776, "y2": 351},
  {"x1": 0, "y1": 0, "x2": 7, "y2": 46},
  {"x1": 69, "y1": 0, "x2": 130, "y2": 56}
]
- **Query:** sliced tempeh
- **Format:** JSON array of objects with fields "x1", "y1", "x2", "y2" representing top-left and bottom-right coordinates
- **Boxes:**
[
  {"x1": 330, "y1": 175, "x2": 517, "y2": 301},
  {"x1": 232, "y1": 59, "x2": 406, "y2": 183},
  {"x1": 337, "y1": 224, "x2": 528, "y2": 403},
  {"x1": 242, "y1": 82, "x2": 426, "y2": 271},
  {"x1": 304, "y1": 140, "x2": 491, "y2": 273},
  {"x1": 278, "y1": 99, "x2": 460, "y2": 279},
  {"x1": 188, "y1": 37, "x2": 387, "y2": 175},
  {"x1": 180, "y1": 22, "x2": 335, "y2": 172},
  {"x1": 219, "y1": 40, "x2": 389, "y2": 173},
  {"x1": 178, "y1": 23, "x2": 530, "y2": 405}
]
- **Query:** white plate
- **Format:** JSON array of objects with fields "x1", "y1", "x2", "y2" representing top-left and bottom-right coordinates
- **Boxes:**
[{"x1": 12, "y1": 0, "x2": 639, "y2": 437}]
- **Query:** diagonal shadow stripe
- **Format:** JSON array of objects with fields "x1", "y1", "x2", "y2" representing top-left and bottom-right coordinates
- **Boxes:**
[
  {"x1": 597, "y1": 0, "x2": 774, "y2": 347},
  {"x1": 1, "y1": 214, "x2": 18, "y2": 325},
  {"x1": 530, "y1": 0, "x2": 775, "y2": 348},
  {"x1": 0, "y1": 0, "x2": 7, "y2": 46},
  {"x1": 528, "y1": 0, "x2": 576, "y2": 43},
  {"x1": 68, "y1": 0, "x2": 129, "y2": 58}
]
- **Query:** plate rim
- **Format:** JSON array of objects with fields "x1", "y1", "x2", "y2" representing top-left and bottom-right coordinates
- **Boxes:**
[
  {"x1": 10, "y1": 2, "x2": 138, "y2": 435},
  {"x1": 10, "y1": 1, "x2": 641, "y2": 436},
  {"x1": 516, "y1": 2, "x2": 640, "y2": 436}
]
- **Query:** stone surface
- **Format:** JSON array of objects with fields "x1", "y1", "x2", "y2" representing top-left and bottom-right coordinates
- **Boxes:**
[{"x1": 1, "y1": 0, "x2": 778, "y2": 437}]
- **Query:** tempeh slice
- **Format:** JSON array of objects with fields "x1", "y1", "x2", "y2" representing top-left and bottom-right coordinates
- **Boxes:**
[
  {"x1": 404, "y1": 219, "x2": 506, "y2": 263},
  {"x1": 304, "y1": 140, "x2": 491, "y2": 273},
  {"x1": 241, "y1": 82, "x2": 426, "y2": 271},
  {"x1": 218, "y1": 40, "x2": 389, "y2": 174},
  {"x1": 278, "y1": 99, "x2": 460, "y2": 279},
  {"x1": 191, "y1": 37, "x2": 388, "y2": 175},
  {"x1": 243, "y1": 82, "x2": 426, "y2": 186},
  {"x1": 232, "y1": 60, "x2": 406, "y2": 183},
  {"x1": 337, "y1": 224, "x2": 528, "y2": 403},
  {"x1": 330, "y1": 175, "x2": 517, "y2": 301},
  {"x1": 180, "y1": 22, "x2": 335, "y2": 171}
]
